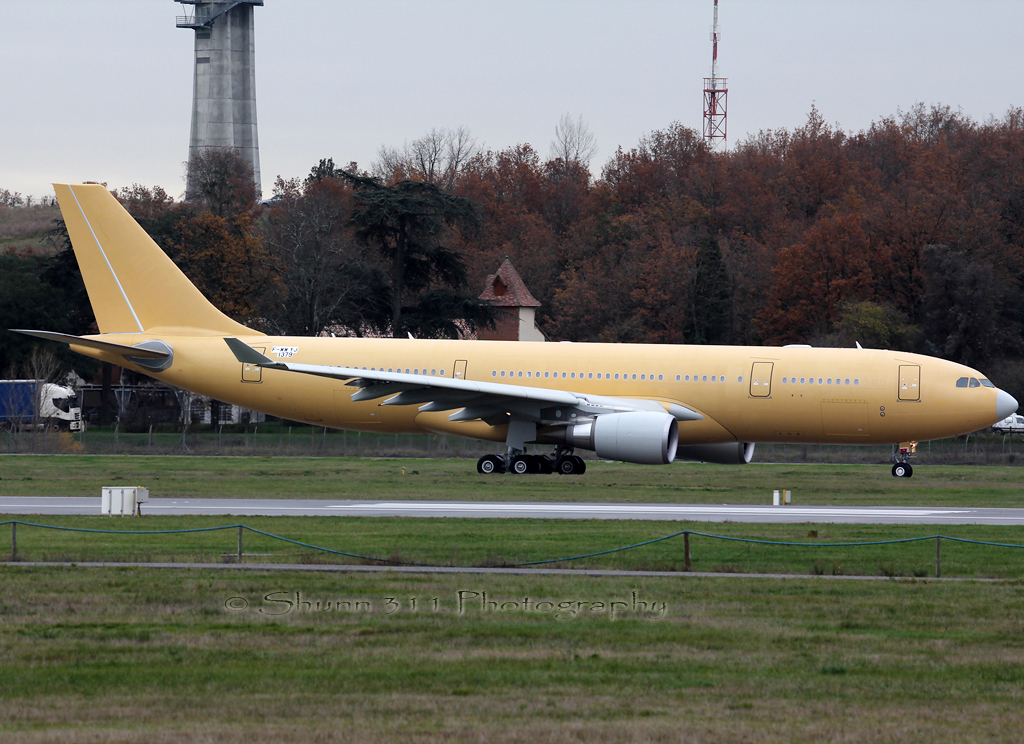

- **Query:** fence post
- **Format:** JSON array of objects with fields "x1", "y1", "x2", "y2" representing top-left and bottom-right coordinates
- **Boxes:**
[
  {"x1": 238, "y1": 525, "x2": 243, "y2": 563},
  {"x1": 936, "y1": 536, "x2": 942, "y2": 578},
  {"x1": 684, "y1": 532, "x2": 691, "y2": 572},
  {"x1": 11, "y1": 522, "x2": 16, "y2": 561}
]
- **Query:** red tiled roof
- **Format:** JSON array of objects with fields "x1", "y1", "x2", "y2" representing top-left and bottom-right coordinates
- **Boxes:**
[{"x1": 478, "y1": 259, "x2": 541, "y2": 308}]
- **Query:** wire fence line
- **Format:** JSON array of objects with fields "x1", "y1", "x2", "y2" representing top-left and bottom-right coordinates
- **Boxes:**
[
  {"x1": 3, "y1": 520, "x2": 1022, "y2": 577},
  {"x1": 4, "y1": 425, "x2": 1023, "y2": 465}
]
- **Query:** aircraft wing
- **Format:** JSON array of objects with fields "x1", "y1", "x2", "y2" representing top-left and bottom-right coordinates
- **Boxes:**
[{"x1": 224, "y1": 337, "x2": 703, "y2": 447}]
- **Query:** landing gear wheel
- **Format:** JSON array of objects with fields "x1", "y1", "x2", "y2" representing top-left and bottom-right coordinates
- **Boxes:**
[
  {"x1": 891, "y1": 463, "x2": 913, "y2": 478},
  {"x1": 534, "y1": 455, "x2": 554, "y2": 474},
  {"x1": 478, "y1": 455, "x2": 504, "y2": 474},
  {"x1": 510, "y1": 455, "x2": 531, "y2": 475},
  {"x1": 556, "y1": 456, "x2": 587, "y2": 475}
]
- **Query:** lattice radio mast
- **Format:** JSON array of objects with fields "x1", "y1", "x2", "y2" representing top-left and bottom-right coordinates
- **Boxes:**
[{"x1": 702, "y1": 0, "x2": 728, "y2": 148}]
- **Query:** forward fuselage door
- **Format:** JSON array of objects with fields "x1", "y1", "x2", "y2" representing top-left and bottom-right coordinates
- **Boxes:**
[
  {"x1": 898, "y1": 365, "x2": 921, "y2": 401},
  {"x1": 749, "y1": 362, "x2": 774, "y2": 398}
]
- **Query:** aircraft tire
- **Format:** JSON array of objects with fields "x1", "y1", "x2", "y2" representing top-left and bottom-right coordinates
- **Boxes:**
[
  {"x1": 478, "y1": 455, "x2": 503, "y2": 475},
  {"x1": 556, "y1": 457, "x2": 576, "y2": 475},
  {"x1": 572, "y1": 456, "x2": 587, "y2": 475},
  {"x1": 510, "y1": 456, "x2": 531, "y2": 475},
  {"x1": 891, "y1": 463, "x2": 913, "y2": 478}
]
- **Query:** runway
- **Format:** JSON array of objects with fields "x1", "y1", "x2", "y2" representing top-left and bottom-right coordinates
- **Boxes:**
[{"x1": 1, "y1": 497, "x2": 1023, "y2": 524}]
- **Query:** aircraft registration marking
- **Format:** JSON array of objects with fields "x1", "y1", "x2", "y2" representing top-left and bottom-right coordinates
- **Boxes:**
[{"x1": 272, "y1": 346, "x2": 299, "y2": 358}]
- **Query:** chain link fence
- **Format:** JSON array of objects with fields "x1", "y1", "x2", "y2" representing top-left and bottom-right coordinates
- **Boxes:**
[{"x1": 2, "y1": 422, "x2": 1021, "y2": 465}]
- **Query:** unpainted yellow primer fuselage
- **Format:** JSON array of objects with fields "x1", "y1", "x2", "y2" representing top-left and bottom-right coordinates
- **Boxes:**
[{"x1": 71, "y1": 332, "x2": 1001, "y2": 446}]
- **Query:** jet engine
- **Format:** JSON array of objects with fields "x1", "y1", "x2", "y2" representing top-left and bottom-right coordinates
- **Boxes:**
[
  {"x1": 674, "y1": 442, "x2": 755, "y2": 465},
  {"x1": 556, "y1": 411, "x2": 679, "y2": 465}
]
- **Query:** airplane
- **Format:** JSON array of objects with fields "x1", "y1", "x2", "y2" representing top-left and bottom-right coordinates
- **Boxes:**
[{"x1": 13, "y1": 183, "x2": 1019, "y2": 478}]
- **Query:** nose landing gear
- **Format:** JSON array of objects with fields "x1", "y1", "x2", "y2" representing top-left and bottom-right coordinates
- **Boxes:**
[
  {"x1": 891, "y1": 462, "x2": 913, "y2": 478},
  {"x1": 891, "y1": 441, "x2": 917, "y2": 478}
]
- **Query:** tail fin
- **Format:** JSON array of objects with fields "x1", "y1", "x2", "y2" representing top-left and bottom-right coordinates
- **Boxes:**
[{"x1": 53, "y1": 184, "x2": 259, "y2": 336}]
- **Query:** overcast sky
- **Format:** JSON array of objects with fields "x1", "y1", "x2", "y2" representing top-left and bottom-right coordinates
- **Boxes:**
[{"x1": 2, "y1": 0, "x2": 1022, "y2": 201}]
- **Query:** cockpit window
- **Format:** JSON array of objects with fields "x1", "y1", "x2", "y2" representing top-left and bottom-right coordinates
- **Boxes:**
[
  {"x1": 969, "y1": 378, "x2": 980, "y2": 388},
  {"x1": 956, "y1": 377, "x2": 968, "y2": 388},
  {"x1": 980, "y1": 379, "x2": 995, "y2": 388}
]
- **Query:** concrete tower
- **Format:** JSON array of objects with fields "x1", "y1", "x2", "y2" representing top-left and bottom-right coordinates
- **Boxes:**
[{"x1": 176, "y1": 1, "x2": 263, "y2": 198}]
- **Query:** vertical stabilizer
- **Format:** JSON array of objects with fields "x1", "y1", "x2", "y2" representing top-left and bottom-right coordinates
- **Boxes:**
[{"x1": 53, "y1": 184, "x2": 260, "y2": 336}]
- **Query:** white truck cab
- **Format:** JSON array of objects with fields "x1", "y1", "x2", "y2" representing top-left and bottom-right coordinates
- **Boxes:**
[{"x1": 992, "y1": 414, "x2": 1024, "y2": 435}]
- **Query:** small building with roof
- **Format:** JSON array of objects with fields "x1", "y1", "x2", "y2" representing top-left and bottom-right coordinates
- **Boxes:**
[{"x1": 477, "y1": 259, "x2": 546, "y2": 342}]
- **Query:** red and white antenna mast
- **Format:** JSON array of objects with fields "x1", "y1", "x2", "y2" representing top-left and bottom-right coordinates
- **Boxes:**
[{"x1": 703, "y1": 0, "x2": 728, "y2": 148}]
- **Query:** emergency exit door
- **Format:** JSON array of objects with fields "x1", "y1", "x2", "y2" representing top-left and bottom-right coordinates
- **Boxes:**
[
  {"x1": 453, "y1": 360, "x2": 468, "y2": 379},
  {"x1": 749, "y1": 362, "x2": 774, "y2": 397},
  {"x1": 898, "y1": 365, "x2": 920, "y2": 401}
]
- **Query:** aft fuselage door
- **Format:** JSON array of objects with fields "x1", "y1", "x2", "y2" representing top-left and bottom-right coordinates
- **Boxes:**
[
  {"x1": 898, "y1": 365, "x2": 921, "y2": 401},
  {"x1": 241, "y1": 347, "x2": 266, "y2": 383},
  {"x1": 749, "y1": 362, "x2": 774, "y2": 398}
]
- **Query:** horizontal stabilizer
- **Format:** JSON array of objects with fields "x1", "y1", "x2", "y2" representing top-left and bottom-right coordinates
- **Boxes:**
[
  {"x1": 12, "y1": 330, "x2": 170, "y2": 359},
  {"x1": 224, "y1": 337, "x2": 281, "y2": 367}
]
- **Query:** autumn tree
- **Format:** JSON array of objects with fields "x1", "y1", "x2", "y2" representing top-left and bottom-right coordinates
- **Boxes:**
[{"x1": 163, "y1": 210, "x2": 274, "y2": 324}]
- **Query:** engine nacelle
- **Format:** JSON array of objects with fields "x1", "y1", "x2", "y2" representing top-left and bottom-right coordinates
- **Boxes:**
[
  {"x1": 674, "y1": 442, "x2": 755, "y2": 465},
  {"x1": 560, "y1": 411, "x2": 679, "y2": 465}
]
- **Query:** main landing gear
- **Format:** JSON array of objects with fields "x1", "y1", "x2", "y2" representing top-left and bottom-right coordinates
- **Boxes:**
[
  {"x1": 891, "y1": 441, "x2": 917, "y2": 478},
  {"x1": 477, "y1": 446, "x2": 587, "y2": 475}
]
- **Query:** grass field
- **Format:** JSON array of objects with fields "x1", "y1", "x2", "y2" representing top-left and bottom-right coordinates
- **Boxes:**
[
  {"x1": 3, "y1": 456, "x2": 1024, "y2": 740},
  {"x1": 2, "y1": 566, "x2": 1024, "y2": 742},
  {"x1": 1, "y1": 454, "x2": 1023, "y2": 506}
]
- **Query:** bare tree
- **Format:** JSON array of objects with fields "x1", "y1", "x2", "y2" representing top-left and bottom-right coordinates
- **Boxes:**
[
  {"x1": 372, "y1": 127, "x2": 479, "y2": 190},
  {"x1": 549, "y1": 113, "x2": 598, "y2": 168},
  {"x1": 184, "y1": 148, "x2": 257, "y2": 217},
  {"x1": 260, "y1": 176, "x2": 389, "y2": 336},
  {"x1": 25, "y1": 346, "x2": 61, "y2": 427}
]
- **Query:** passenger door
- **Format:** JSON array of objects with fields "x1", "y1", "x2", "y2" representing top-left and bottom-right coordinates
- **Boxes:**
[
  {"x1": 898, "y1": 365, "x2": 920, "y2": 401},
  {"x1": 749, "y1": 362, "x2": 773, "y2": 398}
]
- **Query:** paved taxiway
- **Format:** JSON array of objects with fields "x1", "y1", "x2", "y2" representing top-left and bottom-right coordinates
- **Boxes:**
[{"x1": 1, "y1": 497, "x2": 1023, "y2": 524}]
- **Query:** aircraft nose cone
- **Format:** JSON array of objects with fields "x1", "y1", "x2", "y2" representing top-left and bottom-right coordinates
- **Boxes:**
[{"x1": 997, "y1": 390, "x2": 1019, "y2": 420}]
